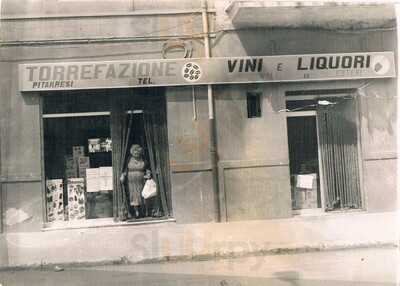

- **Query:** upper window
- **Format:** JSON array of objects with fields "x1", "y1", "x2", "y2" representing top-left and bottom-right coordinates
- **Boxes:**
[{"x1": 246, "y1": 91, "x2": 262, "y2": 118}]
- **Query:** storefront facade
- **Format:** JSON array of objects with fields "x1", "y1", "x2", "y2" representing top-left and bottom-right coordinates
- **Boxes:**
[{"x1": 0, "y1": 0, "x2": 397, "y2": 267}]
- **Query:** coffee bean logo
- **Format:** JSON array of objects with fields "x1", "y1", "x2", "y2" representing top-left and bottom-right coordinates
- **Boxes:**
[{"x1": 182, "y1": 62, "x2": 202, "y2": 82}]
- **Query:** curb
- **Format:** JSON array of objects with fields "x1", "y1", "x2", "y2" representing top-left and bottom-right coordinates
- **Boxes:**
[{"x1": 0, "y1": 241, "x2": 397, "y2": 272}]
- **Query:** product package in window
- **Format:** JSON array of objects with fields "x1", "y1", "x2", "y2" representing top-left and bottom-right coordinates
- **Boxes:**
[
  {"x1": 72, "y1": 146, "x2": 85, "y2": 158},
  {"x1": 64, "y1": 155, "x2": 78, "y2": 178},
  {"x1": 46, "y1": 179, "x2": 64, "y2": 222},
  {"x1": 88, "y1": 138, "x2": 112, "y2": 153},
  {"x1": 67, "y1": 178, "x2": 86, "y2": 220},
  {"x1": 77, "y1": 156, "x2": 90, "y2": 178}
]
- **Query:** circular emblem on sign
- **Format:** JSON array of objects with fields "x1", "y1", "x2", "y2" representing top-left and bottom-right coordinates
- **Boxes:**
[
  {"x1": 371, "y1": 55, "x2": 390, "y2": 75},
  {"x1": 182, "y1": 62, "x2": 202, "y2": 82}
]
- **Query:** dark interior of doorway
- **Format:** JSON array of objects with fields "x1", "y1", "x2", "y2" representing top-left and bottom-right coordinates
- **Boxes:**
[
  {"x1": 287, "y1": 116, "x2": 322, "y2": 210},
  {"x1": 111, "y1": 88, "x2": 170, "y2": 222}
]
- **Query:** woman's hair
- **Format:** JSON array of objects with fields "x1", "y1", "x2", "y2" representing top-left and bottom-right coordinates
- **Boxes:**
[{"x1": 130, "y1": 144, "x2": 143, "y2": 155}]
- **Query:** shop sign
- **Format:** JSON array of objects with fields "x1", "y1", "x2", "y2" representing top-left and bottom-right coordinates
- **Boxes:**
[{"x1": 19, "y1": 52, "x2": 396, "y2": 91}]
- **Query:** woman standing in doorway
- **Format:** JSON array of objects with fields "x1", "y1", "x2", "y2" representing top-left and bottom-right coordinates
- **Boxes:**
[{"x1": 120, "y1": 144, "x2": 148, "y2": 218}]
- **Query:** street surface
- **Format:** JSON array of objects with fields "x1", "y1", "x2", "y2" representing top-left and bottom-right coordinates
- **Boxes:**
[{"x1": 0, "y1": 247, "x2": 397, "y2": 286}]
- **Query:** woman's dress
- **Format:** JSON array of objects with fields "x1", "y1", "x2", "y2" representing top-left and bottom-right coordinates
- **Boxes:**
[{"x1": 127, "y1": 158, "x2": 145, "y2": 207}]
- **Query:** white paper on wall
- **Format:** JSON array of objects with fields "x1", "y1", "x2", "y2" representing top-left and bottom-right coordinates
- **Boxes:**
[
  {"x1": 99, "y1": 167, "x2": 113, "y2": 191},
  {"x1": 99, "y1": 166, "x2": 113, "y2": 177},
  {"x1": 86, "y1": 168, "x2": 100, "y2": 193},
  {"x1": 296, "y1": 174, "x2": 314, "y2": 189}
]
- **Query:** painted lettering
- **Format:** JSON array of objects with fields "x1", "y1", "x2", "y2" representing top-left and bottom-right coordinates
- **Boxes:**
[
  {"x1": 366, "y1": 55, "x2": 371, "y2": 68},
  {"x1": 353, "y1": 55, "x2": 365, "y2": 68},
  {"x1": 297, "y1": 58, "x2": 308, "y2": 70},
  {"x1": 118, "y1": 63, "x2": 130, "y2": 78},
  {"x1": 94, "y1": 64, "x2": 106, "y2": 79},
  {"x1": 138, "y1": 63, "x2": 150, "y2": 77},
  {"x1": 297, "y1": 55, "x2": 372, "y2": 71},
  {"x1": 328, "y1": 56, "x2": 340, "y2": 69},
  {"x1": 151, "y1": 62, "x2": 164, "y2": 77},
  {"x1": 67, "y1": 65, "x2": 79, "y2": 80},
  {"x1": 39, "y1": 66, "x2": 51, "y2": 81},
  {"x1": 244, "y1": 59, "x2": 257, "y2": 72},
  {"x1": 257, "y1": 59, "x2": 263, "y2": 72},
  {"x1": 316, "y1": 57, "x2": 327, "y2": 69},
  {"x1": 228, "y1": 60, "x2": 237, "y2": 73},
  {"x1": 81, "y1": 64, "x2": 93, "y2": 80},
  {"x1": 105, "y1": 65, "x2": 116, "y2": 79},
  {"x1": 238, "y1": 60, "x2": 244, "y2": 72},
  {"x1": 26, "y1": 66, "x2": 38, "y2": 81},
  {"x1": 342, "y1": 56, "x2": 352, "y2": 68},
  {"x1": 53, "y1": 66, "x2": 65, "y2": 80},
  {"x1": 165, "y1": 62, "x2": 176, "y2": 76},
  {"x1": 228, "y1": 58, "x2": 263, "y2": 73}
]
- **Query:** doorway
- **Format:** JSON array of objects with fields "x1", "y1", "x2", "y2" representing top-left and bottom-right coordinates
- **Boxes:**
[
  {"x1": 287, "y1": 114, "x2": 322, "y2": 213},
  {"x1": 286, "y1": 92, "x2": 363, "y2": 213},
  {"x1": 110, "y1": 88, "x2": 172, "y2": 221}
]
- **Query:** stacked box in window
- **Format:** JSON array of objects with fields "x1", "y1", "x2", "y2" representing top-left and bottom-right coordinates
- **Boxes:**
[
  {"x1": 67, "y1": 178, "x2": 86, "y2": 220},
  {"x1": 77, "y1": 156, "x2": 90, "y2": 178},
  {"x1": 64, "y1": 155, "x2": 78, "y2": 178},
  {"x1": 46, "y1": 179, "x2": 64, "y2": 222},
  {"x1": 72, "y1": 146, "x2": 85, "y2": 159}
]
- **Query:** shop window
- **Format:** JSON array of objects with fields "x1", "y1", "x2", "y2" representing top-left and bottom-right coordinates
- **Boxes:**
[
  {"x1": 247, "y1": 92, "x2": 262, "y2": 118},
  {"x1": 43, "y1": 92, "x2": 113, "y2": 223},
  {"x1": 42, "y1": 89, "x2": 171, "y2": 226}
]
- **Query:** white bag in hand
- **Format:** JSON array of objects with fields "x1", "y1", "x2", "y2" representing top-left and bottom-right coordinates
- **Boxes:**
[{"x1": 142, "y1": 179, "x2": 157, "y2": 199}]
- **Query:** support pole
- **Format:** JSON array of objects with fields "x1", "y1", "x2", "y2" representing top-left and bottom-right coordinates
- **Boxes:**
[
  {"x1": 394, "y1": 6, "x2": 400, "y2": 284},
  {"x1": 202, "y1": 0, "x2": 220, "y2": 222}
]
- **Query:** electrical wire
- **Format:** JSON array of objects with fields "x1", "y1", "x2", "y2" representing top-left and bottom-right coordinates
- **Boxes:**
[{"x1": 281, "y1": 90, "x2": 397, "y2": 113}]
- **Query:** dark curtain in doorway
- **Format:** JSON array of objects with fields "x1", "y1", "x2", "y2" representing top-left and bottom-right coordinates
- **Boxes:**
[
  {"x1": 143, "y1": 111, "x2": 171, "y2": 217},
  {"x1": 317, "y1": 98, "x2": 362, "y2": 210},
  {"x1": 111, "y1": 94, "x2": 134, "y2": 221}
]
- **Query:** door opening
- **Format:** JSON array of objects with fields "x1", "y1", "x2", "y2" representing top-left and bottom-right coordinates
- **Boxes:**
[
  {"x1": 287, "y1": 115, "x2": 322, "y2": 213},
  {"x1": 286, "y1": 92, "x2": 362, "y2": 214}
]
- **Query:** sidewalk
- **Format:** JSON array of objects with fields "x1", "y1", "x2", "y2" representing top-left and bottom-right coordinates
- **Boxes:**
[
  {"x1": 1, "y1": 247, "x2": 398, "y2": 285},
  {"x1": 1, "y1": 211, "x2": 397, "y2": 268}
]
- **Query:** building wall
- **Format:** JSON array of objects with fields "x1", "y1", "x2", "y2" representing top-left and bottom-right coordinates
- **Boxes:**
[
  {"x1": 214, "y1": 84, "x2": 291, "y2": 221},
  {"x1": 211, "y1": 27, "x2": 397, "y2": 216},
  {"x1": 166, "y1": 86, "x2": 215, "y2": 223},
  {"x1": 0, "y1": 5, "x2": 207, "y2": 234},
  {"x1": 0, "y1": 7, "x2": 396, "y2": 229},
  {"x1": 0, "y1": 0, "x2": 397, "y2": 267},
  {"x1": 359, "y1": 79, "x2": 397, "y2": 211}
]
